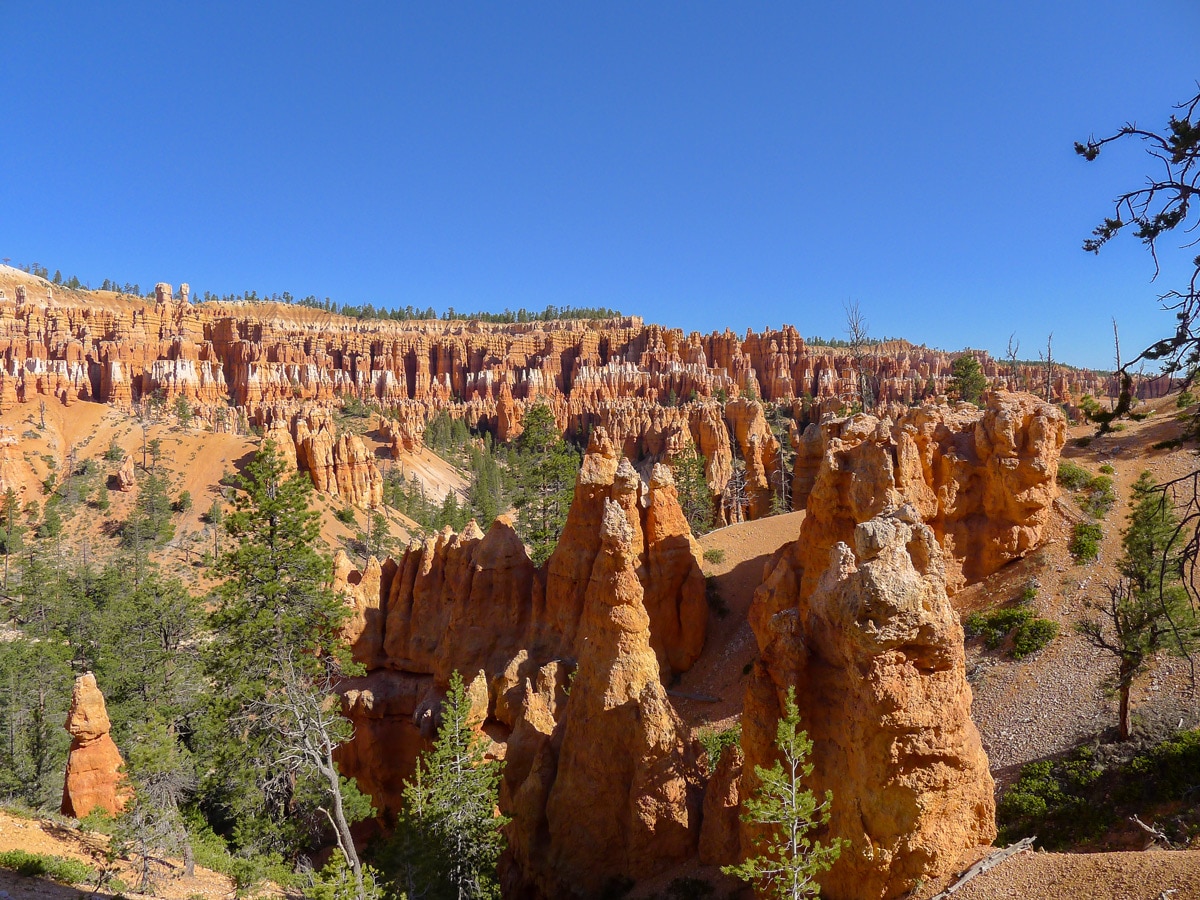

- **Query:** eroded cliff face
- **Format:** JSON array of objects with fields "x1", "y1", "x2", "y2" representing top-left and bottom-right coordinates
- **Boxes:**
[
  {"x1": 741, "y1": 513, "x2": 995, "y2": 899},
  {"x1": 0, "y1": 268, "x2": 1094, "y2": 514},
  {"x1": 788, "y1": 392, "x2": 1066, "y2": 595},
  {"x1": 333, "y1": 428, "x2": 710, "y2": 893},
  {"x1": 61, "y1": 673, "x2": 129, "y2": 819}
]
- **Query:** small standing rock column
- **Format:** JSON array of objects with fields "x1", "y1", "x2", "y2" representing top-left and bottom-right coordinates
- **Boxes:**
[{"x1": 61, "y1": 673, "x2": 129, "y2": 819}]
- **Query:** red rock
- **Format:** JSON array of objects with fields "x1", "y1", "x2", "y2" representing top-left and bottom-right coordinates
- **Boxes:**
[
  {"x1": 739, "y1": 514, "x2": 995, "y2": 899},
  {"x1": 61, "y1": 674, "x2": 129, "y2": 819}
]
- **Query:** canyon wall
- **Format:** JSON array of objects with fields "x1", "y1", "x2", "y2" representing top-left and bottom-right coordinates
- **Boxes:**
[{"x1": 0, "y1": 270, "x2": 1106, "y2": 512}]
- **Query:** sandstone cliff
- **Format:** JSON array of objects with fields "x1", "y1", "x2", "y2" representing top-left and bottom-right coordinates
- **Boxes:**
[
  {"x1": 0, "y1": 267, "x2": 1098, "y2": 515},
  {"x1": 61, "y1": 673, "x2": 129, "y2": 819},
  {"x1": 789, "y1": 392, "x2": 1065, "y2": 595}
]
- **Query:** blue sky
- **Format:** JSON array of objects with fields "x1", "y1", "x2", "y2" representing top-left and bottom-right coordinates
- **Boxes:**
[{"x1": 1, "y1": 2, "x2": 1197, "y2": 369}]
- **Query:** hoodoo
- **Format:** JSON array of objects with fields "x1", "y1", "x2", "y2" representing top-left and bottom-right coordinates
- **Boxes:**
[{"x1": 60, "y1": 673, "x2": 129, "y2": 819}]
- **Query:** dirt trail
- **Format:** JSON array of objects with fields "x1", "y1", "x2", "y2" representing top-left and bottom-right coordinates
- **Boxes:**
[{"x1": 0, "y1": 809, "x2": 236, "y2": 900}]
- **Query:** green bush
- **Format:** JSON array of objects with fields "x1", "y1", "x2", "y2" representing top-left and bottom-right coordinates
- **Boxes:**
[
  {"x1": 1123, "y1": 728, "x2": 1200, "y2": 804},
  {"x1": 1098, "y1": 464, "x2": 1115, "y2": 475},
  {"x1": 1069, "y1": 522, "x2": 1102, "y2": 563},
  {"x1": 0, "y1": 850, "x2": 95, "y2": 885},
  {"x1": 998, "y1": 731, "x2": 1200, "y2": 849},
  {"x1": 965, "y1": 606, "x2": 1057, "y2": 658},
  {"x1": 997, "y1": 749, "x2": 1106, "y2": 847},
  {"x1": 334, "y1": 506, "x2": 356, "y2": 525},
  {"x1": 1056, "y1": 460, "x2": 1093, "y2": 490},
  {"x1": 1176, "y1": 390, "x2": 1195, "y2": 409},
  {"x1": 1152, "y1": 438, "x2": 1183, "y2": 451},
  {"x1": 702, "y1": 548, "x2": 725, "y2": 565},
  {"x1": 1012, "y1": 617, "x2": 1059, "y2": 658},
  {"x1": 697, "y1": 723, "x2": 742, "y2": 769},
  {"x1": 965, "y1": 607, "x2": 1033, "y2": 649},
  {"x1": 1017, "y1": 578, "x2": 1040, "y2": 604},
  {"x1": 1079, "y1": 474, "x2": 1116, "y2": 517}
]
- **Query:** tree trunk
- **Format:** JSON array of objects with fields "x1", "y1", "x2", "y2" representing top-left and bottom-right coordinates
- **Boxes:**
[
  {"x1": 322, "y1": 744, "x2": 365, "y2": 900},
  {"x1": 1119, "y1": 682, "x2": 1132, "y2": 741}
]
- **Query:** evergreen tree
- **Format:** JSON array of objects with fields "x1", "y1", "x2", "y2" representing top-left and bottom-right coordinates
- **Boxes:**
[
  {"x1": 122, "y1": 472, "x2": 176, "y2": 580},
  {"x1": 1, "y1": 487, "x2": 24, "y2": 589},
  {"x1": 1077, "y1": 472, "x2": 1200, "y2": 739},
  {"x1": 0, "y1": 636, "x2": 72, "y2": 808},
  {"x1": 948, "y1": 355, "x2": 987, "y2": 406},
  {"x1": 512, "y1": 403, "x2": 578, "y2": 565},
  {"x1": 673, "y1": 449, "x2": 714, "y2": 535},
  {"x1": 94, "y1": 568, "x2": 202, "y2": 738},
  {"x1": 384, "y1": 671, "x2": 507, "y2": 900},
  {"x1": 722, "y1": 686, "x2": 844, "y2": 899},
  {"x1": 203, "y1": 440, "x2": 373, "y2": 896},
  {"x1": 113, "y1": 715, "x2": 198, "y2": 890}
]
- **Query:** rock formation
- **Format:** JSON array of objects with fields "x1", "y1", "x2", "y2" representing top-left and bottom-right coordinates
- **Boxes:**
[
  {"x1": 789, "y1": 392, "x2": 1065, "y2": 594},
  {"x1": 61, "y1": 673, "x2": 129, "y2": 819},
  {"x1": 525, "y1": 500, "x2": 703, "y2": 895},
  {"x1": 331, "y1": 435, "x2": 709, "y2": 894},
  {"x1": 742, "y1": 511, "x2": 995, "y2": 899},
  {"x1": 0, "y1": 267, "x2": 1106, "y2": 515}
]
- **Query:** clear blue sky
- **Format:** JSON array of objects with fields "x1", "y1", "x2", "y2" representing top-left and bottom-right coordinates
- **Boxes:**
[{"x1": 2, "y1": 2, "x2": 1197, "y2": 369}]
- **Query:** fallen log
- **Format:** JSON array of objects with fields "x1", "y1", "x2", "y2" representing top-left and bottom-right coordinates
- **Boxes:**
[{"x1": 928, "y1": 837, "x2": 1036, "y2": 899}]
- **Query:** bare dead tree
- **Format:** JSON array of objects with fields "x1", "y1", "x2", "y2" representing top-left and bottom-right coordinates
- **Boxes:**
[
  {"x1": 1079, "y1": 86, "x2": 1200, "y2": 610},
  {"x1": 843, "y1": 299, "x2": 873, "y2": 411},
  {"x1": 1005, "y1": 333, "x2": 1021, "y2": 390},
  {"x1": 247, "y1": 653, "x2": 368, "y2": 900},
  {"x1": 1038, "y1": 333, "x2": 1055, "y2": 402}
]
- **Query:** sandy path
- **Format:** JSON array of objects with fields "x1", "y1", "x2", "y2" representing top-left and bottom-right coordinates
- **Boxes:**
[{"x1": 672, "y1": 510, "x2": 805, "y2": 731}]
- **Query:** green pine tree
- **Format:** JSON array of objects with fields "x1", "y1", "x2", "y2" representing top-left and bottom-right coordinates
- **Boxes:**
[
  {"x1": 513, "y1": 403, "x2": 578, "y2": 565},
  {"x1": 673, "y1": 449, "x2": 714, "y2": 535},
  {"x1": 384, "y1": 670, "x2": 508, "y2": 900},
  {"x1": 202, "y1": 440, "x2": 374, "y2": 894},
  {"x1": 1077, "y1": 471, "x2": 1200, "y2": 739},
  {"x1": 948, "y1": 355, "x2": 988, "y2": 406},
  {"x1": 1, "y1": 487, "x2": 25, "y2": 590},
  {"x1": 722, "y1": 686, "x2": 844, "y2": 900}
]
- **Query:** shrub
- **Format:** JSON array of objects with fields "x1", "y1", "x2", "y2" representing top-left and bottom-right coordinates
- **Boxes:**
[
  {"x1": 965, "y1": 606, "x2": 1057, "y2": 658},
  {"x1": 1079, "y1": 475, "x2": 1116, "y2": 517},
  {"x1": 1099, "y1": 464, "x2": 1115, "y2": 475},
  {"x1": 1017, "y1": 578, "x2": 1040, "y2": 604},
  {"x1": 1074, "y1": 436, "x2": 1093, "y2": 448},
  {"x1": 0, "y1": 850, "x2": 95, "y2": 885},
  {"x1": 1176, "y1": 390, "x2": 1195, "y2": 409},
  {"x1": 697, "y1": 723, "x2": 742, "y2": 769},
  {"x1": 965, "y1": 607, "x2": 1034, "y2": 649},
  {"x1": 1012, "y1": 617, "x2": 1059, "y2": 658},
  {"x1": 702, "y1": 548, "x2": 725, "y2": 565},
  {"x1": 1056, "y1": 460, "x2": 1093, "y2": 491},
  {"x1": 1070, "y1": 522, "x2": 1102, "y2": 563},
  {"x1": 174, "y1": 490, "x2": 193, "y2": 513},
  {"x1": 335, "y1": 506, "x2": 356, "y2": 525}
]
